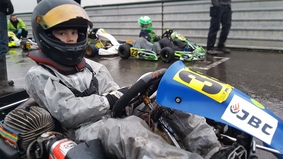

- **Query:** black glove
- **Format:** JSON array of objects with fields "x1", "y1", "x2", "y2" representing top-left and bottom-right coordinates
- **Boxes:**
[
  {"x1": 105, "y1": 87, "x2": 129, "y2": 109},
  {"x1": 154, "y1": 36, "x2": 160, "y2": 42},
  {"x1": 210, "y1": 144, "x2": 246, "y2": 159}
]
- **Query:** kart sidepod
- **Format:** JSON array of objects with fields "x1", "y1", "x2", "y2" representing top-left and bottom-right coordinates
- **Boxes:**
[{"x1": 156, "y1": 60, "x2": 283, "y2": 158}]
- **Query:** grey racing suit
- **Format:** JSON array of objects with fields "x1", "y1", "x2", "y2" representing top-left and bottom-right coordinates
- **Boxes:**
[
  {"x1": 25, "y1": 58, "x2": 220, "y2": 159},
  {"x1": 133, "y1": 37, "x2": 161, "y2": 54}
]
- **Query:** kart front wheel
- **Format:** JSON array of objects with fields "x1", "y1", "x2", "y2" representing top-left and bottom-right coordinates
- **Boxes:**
[
  {"x1": 160, "y1": 47, "x2": 174, "y2": 63},
  {"x1": 85, "y1": 44, "x2": 98, "y2": 58},
  {"x1": 118, "y1": 44, "x2": 131, "y2": 59}
]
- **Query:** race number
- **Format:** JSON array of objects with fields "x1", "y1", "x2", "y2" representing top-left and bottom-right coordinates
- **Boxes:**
[
  {"x1": 130, "y1": 48, "x2": 138, "y2": 56},
  {"x1": 173, "y1": 68, "x2": 233, "y2": 103}
]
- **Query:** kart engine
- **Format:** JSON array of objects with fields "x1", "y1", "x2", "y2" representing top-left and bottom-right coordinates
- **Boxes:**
[
  {"x1": 3, "y1": 106, "x2": 55, "y2": 151},
  {"x1": 0, "y1": 106, "x2": 106, "y2": 159}
]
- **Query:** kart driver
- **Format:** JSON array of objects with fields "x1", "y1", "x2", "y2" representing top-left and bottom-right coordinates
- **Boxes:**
[
  {"x1": 133, "y1": 16, "x2": 162, "y2": 53},
  {"x1": 25, "y1": 0, "x2": 236, "y2": 158},
  {"x1": 133, "y1": 16, "x2": 191, "y2": 53}
]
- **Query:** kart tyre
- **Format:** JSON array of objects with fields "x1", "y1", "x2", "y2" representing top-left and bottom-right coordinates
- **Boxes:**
[
  {"x1": 118, "y1": 44, "x2": 131, "y2": 59},
  {"x1": 20, "y1": 40, "x2": 28, "y2": 51},
  {"x1": 85, "y1": 44, "x2": 98, "y2": 57},
  {"x1": 160, "y1": 47, "x2": 174, "y2": 63}
]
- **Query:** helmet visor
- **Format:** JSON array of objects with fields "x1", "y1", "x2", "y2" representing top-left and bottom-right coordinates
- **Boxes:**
[
  {"x1": 141, "y1": 23, "x2": 152, "y2": 29},
  {"x1": 140, "y1": 23, "x2": 153, "y2": 31},
  {"x1": 36, "y1": 4, "x2": 92, "y2": 30}
]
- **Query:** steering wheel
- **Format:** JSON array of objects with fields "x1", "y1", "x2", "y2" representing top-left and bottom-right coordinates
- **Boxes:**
[
  {"x1": 161, "y1": 29, "x2": 174, "y2": 39},
  {"x1": 111, "y1": 68, "x2": 167, "y2": 118}
]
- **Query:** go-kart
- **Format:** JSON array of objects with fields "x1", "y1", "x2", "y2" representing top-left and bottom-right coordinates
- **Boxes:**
[
  {"x1": 159, "y1": 29, "x2": 206, "y2": 62},
  {"x1": 118, "y1": 43, "x2": 159, "y2": 61},
  {"x1": 113, "y1": 60, "x2": 283, "y2": 159},
  {"x1": 85, "y1": 28, "x2": 121, "y2": 57},
  {"x1": 118, "y1": 29, "x2": 206, "y2": 63},
  {"x1": 1, "y1": 61, "x2": 283, "y2": 159},
  {"x1": 8, "y1": 31, "x2": 21, "y2": 48},
  {"x1": 20, "y1": 38, "x2": 39, "y2": 51},
  {"x1": 8, "y1": 31, "x2": 39, "y2": 51}
]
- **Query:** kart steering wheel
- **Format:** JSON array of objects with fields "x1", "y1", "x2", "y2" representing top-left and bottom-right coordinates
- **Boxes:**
[
  {"x1": 162, "y1": 29, "x2": 174, "y2": 39},
  {"x1": 111, "y1": 68, "x2": 167, "y2": 118}
]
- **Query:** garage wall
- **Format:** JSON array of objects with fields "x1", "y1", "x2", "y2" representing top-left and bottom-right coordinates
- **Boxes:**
[{"x1": 18, "y1": 0, "x2": 283, "y2": 51}]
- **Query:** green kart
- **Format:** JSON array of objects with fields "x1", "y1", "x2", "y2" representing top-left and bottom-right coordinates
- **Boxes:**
[
  {"x1": 118, "y1": 44, "x2": 160, "y2": 61},
  {"x1": 118, "y1": 29, "x2": 206, "y2": 63}
]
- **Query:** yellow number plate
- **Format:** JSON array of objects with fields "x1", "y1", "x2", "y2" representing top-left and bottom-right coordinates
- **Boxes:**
[{"x1": 173, "y1": 68, "x2": 233, "y2": 103}]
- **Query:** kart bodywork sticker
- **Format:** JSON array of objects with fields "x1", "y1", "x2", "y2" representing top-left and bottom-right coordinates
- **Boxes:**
[
  {"x1": 222, "y1": 94, "x2": 278, "y2": 144},
  {"x1": 173, "y1": 68, "x2": 233, "y2": 103}
]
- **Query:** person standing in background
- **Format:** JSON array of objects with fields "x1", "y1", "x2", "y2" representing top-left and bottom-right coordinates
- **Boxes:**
[
  {"x1": 0, "y1": 0, "x2": 14, "y2": 89},
  {"x1": 7, "y1": 14, "x2": 28, "y2": 39},
  {"x1": 206, "y1": 0, "x2": 232, "y2": 55}
]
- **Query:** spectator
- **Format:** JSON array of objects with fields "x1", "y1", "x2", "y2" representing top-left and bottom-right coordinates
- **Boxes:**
[
  {"x1": 206, "y1": 0, "x2": 232, "y2": 55},
  {"x1": 0, "y1": 0, "x2": 14, "y2": 88},
  {"x1": 7, "y1": 14, "x2": 28, "y2": 39}
]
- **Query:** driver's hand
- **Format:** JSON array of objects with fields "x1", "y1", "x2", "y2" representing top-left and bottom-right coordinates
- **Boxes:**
[
  {"x1": 106, "y1": 87, "x2": 129, "y2": 109},
  {"x1": 154, "y1": 36, "x2": 160, "y2": 42}
]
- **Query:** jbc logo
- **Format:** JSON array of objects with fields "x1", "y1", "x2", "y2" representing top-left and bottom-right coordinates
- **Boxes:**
[{"x1": 235, "y1": 108, "x2": 273, "y2": 135}]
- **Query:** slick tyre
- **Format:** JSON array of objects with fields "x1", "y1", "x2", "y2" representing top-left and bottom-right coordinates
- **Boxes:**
[
  {"x1": 160, "y1": 47, "x2": 174, "y2": 63},
  {"x1": 118, "y1": 44, "x2": 131, "y2": 59},
  {"x1": 85, "y1": 44, "x2": 98, "y2": 57}
]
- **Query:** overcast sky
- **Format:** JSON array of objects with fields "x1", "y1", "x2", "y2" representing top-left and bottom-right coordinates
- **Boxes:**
[{"x1": 11, "y1": 0, "x2": 156, "y2": 13}]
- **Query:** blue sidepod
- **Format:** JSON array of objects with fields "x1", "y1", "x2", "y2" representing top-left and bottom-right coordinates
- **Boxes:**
[{"x1": 156, "y1": 60, "x2": 283, "y2": 155}]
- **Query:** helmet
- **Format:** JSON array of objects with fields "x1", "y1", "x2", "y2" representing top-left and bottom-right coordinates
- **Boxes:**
[
  {"x1": 138, "y1": 16, "x2": 153, "y2": 31},
  {"x1": 31, "y1": 0, "x2": 93, "y2": 66}
]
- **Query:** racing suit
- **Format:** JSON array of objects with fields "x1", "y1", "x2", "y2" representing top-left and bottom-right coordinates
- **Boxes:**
[
  {"x1": 133, "y1": 30, "x2": 161, "y2": 54},
  {"x1": 25, "y1": 57, "x2": 220, "y2": 159}
]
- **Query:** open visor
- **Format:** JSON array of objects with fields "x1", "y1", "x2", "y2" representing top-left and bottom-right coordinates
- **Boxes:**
[{"x1": 36, "y1": 4, "x2": 93, "y2": 30}]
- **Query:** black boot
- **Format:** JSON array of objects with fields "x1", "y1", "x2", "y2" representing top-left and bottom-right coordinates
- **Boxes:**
[{"x1": 0, "y1": 56, "x2": 15, "y2": 95}]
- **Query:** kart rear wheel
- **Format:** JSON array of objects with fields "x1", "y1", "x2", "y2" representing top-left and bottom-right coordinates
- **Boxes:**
[
  {"x1": 85, "y1": 44, "x2": 98, "y2": 57},
  {"x1": 160, "y1": 47, "x2": 174, "y2": 63},
  {"x1": 118, "y1": 44, "x2": 131, "y2": 59}
]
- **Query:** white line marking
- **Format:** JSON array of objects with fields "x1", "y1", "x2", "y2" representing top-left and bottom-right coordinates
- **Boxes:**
[{"x1": 190, "y1": 57, "x2": 230, "y2": 70}]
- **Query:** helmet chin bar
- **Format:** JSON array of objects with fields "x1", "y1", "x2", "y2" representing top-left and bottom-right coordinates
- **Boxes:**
[{"x1": 38, "y1": 32, "x2": 87, "y2": 66}]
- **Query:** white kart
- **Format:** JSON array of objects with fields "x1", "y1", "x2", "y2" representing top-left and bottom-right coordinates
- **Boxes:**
[{"x1": 85, "y1": 28, "x2": 120, "y2": 57}]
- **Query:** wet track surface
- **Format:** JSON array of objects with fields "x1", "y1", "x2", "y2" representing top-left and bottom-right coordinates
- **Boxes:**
[{"x1": 5, "y1": 48, "x2": 283, "y2": 158}]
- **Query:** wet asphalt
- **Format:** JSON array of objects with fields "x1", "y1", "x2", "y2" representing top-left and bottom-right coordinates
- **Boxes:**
[{"x1": 4, "y1": 47, "x2": 283, "y2": 158}]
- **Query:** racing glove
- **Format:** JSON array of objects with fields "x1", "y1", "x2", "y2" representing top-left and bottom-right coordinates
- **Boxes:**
[
  {"x1": 154, "y1": 36, "x2": 160, "y2": 42},
  {"x1": 210, "y1": 143, "x2": 247, "y2": 159},
  {"x1": 17, "y1": 29, "x2": 22, "y2": 35},
  {"x1": 105, "y1": 87, "x2": 129, "y2": 109}
]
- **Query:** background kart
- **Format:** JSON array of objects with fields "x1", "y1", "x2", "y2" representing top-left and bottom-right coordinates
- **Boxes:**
[
  {"x1": 160, "y1": 29, "x2": 206, "y2": 62},
  {"x1": 118, "y1": 43, "x2": 159, "y2": 61},
  {"x1": 8, "y1": 31, "x2": 21, "y2": 48},
  {"x1": 85, "y1": 28, "x2": 121, "y2": 57},
  {"x1": 8, "y1": 31, "x2": 39, "y2": 51},
  {"x1": 19, "y1": 38, "x2": 39, "y2": 51},
  {"x1": 118, "y1": 29, "x2": 206, "y2": 63}
]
